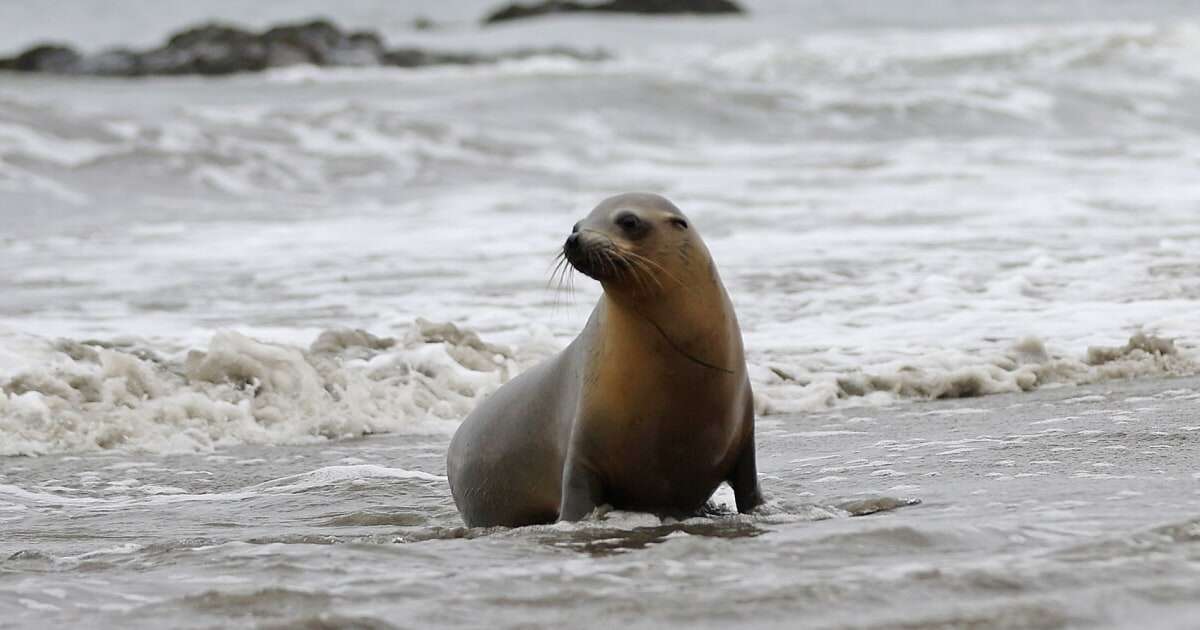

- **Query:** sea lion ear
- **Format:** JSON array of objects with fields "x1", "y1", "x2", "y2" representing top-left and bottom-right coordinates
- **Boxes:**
[{"x1": 668, "y1": 217, "x2": 689, "y2": 230}]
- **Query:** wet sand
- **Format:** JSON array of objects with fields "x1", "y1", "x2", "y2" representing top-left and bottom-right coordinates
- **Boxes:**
[{"x1": 3, "y1": 375, "x2": 1199, "y2": 629}]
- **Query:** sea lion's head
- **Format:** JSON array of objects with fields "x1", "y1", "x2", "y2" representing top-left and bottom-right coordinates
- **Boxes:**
[{"x1": 563, "y1": 193, "x2": 705, "y2": 297}]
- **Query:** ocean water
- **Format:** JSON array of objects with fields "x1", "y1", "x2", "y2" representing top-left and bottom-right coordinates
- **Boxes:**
[{"x1": 2, "y1": 1, "x2": 1200, "y2": 628}]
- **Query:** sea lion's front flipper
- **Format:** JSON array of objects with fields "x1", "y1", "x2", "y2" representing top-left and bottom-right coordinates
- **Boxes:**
[
  {"x1": 728, "y1": 421, "x2": 763, "y2": 514},
  {"x1": 558, "y1": 458, "x2": 604, "y2": 522}
]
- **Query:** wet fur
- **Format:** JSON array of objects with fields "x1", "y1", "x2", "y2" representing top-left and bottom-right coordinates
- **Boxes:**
[{"x1": 447, "y1": 193, "x2": 762, "y2": 527}]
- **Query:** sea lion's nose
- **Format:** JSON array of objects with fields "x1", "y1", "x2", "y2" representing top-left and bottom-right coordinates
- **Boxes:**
[{"x1": 565, "y1": 233, "x2": 580, "y2": 250}]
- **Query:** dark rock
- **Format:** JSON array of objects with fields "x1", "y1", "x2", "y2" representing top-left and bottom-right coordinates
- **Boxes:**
[
  {"x1": 147, "y1": 24, "x2": 268, "y2": 75},
  {"x1": 261, "y1": 20, "x2": 338, "y2": 59},
  {"x1": 9, "y1": 44, "x2": 82, "y2": 73},
  {"x1": 166, "y1": 23, "x2": 256, "y2": 50},
  {"x1": 255, "y1": 20, "x2": 383, "y2": 67},
  {"x1": 263, "y1": 20, "x2": 339, "y2": 64},
  {"x1": 76, "y1": 49, "x2": 141, "y2": 76},
  {"x1": 484, "y1": 0, "x2": 744, "y2": 24},
  {"x1": 0, "y1": 18, "x2": 607, "y2": 77}
]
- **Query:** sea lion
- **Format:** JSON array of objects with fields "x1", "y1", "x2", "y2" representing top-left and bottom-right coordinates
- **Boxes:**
[{"x1": 447, "y1": 192, "x2": 761, "y2": 527}]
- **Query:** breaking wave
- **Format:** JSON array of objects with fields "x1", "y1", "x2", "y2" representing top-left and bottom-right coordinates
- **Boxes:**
[
  {"x1": 752, "y1": 333, "x2": 1197, "y2": 414},
  {"x1": 0, "y1": 320, "x2": 539, "y2": 456},
  {"x1": 2, "y1": 321, "x2": 1195, "y2": 456}
]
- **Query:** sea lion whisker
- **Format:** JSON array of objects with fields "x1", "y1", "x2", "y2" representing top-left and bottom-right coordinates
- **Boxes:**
[
  {"x1": 558, "y1": 253, "x2": 572, "y2": 283},
  {"x1": 623, "y1": 250, "x2": 681, "y2": 289},
  {"x1": 553, "y1": 250, "x2": 573, "y2": 281},
  {"x1": 623, "y1": 249, "x2": 671, "y2": 278},
  {"x1": 551, "y1": 251, "x2": 577, "y2": 308},
  {"x1": 636, "y1": 260, "x2": 662, "y2": 294},
  {"x1": 623, "y1": 252, "x2": 665, "y2": 292},
  {"x1": 549, "y1": 253, "x2": 567, "y2": 288},
  {"x1": 605, "y1": 248, "x2": 625, "y2": 280},
  {"x1": 613, "y1": 250, "x2": 657, "y2": 294},
  {"x1": 597, "y1": 247, "x2": 619, "y2": 279},
  {"x1": 609, "y1": 249, "x2": 648, "y2": 293},
  {"x1": 555, "y1": 261, "x2": 572, "y2": 306},
  {"x1": 586, "y1": 248, "x2": 613, "y2": 281},
  {"x1": 586, "y1": 248, "x2": 598, "y2": 276},
  {"x1": 628, "y1": 258, "x2": 653, "y2": 295}
]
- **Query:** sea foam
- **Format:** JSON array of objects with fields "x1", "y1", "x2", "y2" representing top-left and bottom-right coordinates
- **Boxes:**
[
  {"x1": 0, "y1": 320, "x2": 538, "y2": 456},
  {"x1": 2, "y1": 320, "x2": 1195, "y2": 456}
]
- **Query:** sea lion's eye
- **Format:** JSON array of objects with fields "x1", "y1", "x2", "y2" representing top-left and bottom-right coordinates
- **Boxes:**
[{"x1": 615, "y1": 213, "x2": 641, "y2": 231}]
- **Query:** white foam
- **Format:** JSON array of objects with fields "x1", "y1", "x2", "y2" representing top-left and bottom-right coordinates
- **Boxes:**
[
  {"x1": 250, "y1": 464, "x2": 446, "y2": 494},
  {"x1": 0, "y1": 321, "x2": 545, "y2": 456},
  {"x1": 1, "y1": 320, "x2": 1196, "y2": 456},
  {"x1": 753, "y1": 334, "x2": 1198, "y2": 415}
]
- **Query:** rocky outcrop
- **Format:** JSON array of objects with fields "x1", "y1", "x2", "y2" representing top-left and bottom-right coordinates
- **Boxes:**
[
  {"x1": 1, "y1": 45, "x2": 83, "y2": 72},
  {"x1": 0, "y1": 19, "x2": 605, "y2": 77},
  {"x1": 484, "y1": 0, "x2": 745, "y2": 24}
]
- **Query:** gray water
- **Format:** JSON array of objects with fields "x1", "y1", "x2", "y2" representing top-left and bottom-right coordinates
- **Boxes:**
[
  {"x1": 3, "y1": 1, "x2": 1200, "y2": 628},
  {"x1": 4, "y1": 376, "x2": 1200, "y2": 628}
]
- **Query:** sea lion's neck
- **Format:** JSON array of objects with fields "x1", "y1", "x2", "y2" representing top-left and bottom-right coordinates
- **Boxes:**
[{"x1": 599, "y1": 274, "x2": 741, "y2": 376}]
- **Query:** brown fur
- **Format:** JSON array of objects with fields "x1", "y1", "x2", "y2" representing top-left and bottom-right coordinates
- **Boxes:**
[{"x1": 447, "y1": 193, "x2": 762, "y2": 527}]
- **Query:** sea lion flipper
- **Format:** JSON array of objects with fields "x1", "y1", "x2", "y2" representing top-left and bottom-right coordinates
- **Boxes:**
[
  {"x1": 728, "y1": 420, "x2": 764, "y2": 514},
  {"x1": 558, "y1": 459, "x2": 603, "y2": 522}
]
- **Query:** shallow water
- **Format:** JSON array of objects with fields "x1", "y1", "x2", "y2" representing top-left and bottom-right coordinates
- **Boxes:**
[
  {"x1": 3, "y1": 1, "x2": 1200, "y2": 627},
  {"x1": 4, "y1": 376, "x2": 1200, "y2": 629}
]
